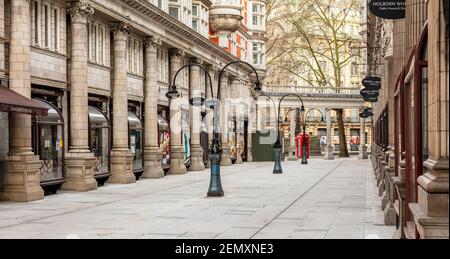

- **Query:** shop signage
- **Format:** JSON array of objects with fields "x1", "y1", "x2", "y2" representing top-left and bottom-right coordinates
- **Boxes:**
[
  {"x1": 362, "y1": 76, "x2": 382, "y2": 90},
  {"x1": 360, "y1": 88, "x2": 379, "y2": 102},
  {"x1": 369, "y1": 0, "x2": 406, "y2": 20},
  {"x1": 359, "y1": 112, "x2": 373, "y2": 119}
]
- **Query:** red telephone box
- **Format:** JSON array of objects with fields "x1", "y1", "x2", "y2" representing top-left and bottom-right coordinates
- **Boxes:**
[{"x1": 296, "y1": 133, "x2": 310, "y2": 159}]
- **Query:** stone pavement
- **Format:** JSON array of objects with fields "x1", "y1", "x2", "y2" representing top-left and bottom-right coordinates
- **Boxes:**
[{"x1": 0, "y1": 158, "x2": 395, "y2": 239}]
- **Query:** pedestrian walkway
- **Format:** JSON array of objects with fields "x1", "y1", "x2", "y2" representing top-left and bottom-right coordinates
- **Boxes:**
[{"x1": 0, "y1": 158, "x2": 394, "y2": 239}]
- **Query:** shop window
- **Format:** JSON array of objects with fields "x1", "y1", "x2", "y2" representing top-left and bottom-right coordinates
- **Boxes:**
[
  {"x1": 88, "y1": 106, "x2": 111, "y2": 178},
  {"x1": 128, "y1": 112, "x2": 144, "y2": 174},
  {"x1": 158, "y1": 115, "x2": 171, "y2": 172},
  {"x1": 32, "y1": 99, "x2": 64, "y2": 185}
]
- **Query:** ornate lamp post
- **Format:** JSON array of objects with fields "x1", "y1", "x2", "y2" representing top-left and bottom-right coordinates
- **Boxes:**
[
  {"x1": 166, "y1": 61, "x2": 262, "y2": 197},
  {"x1": 273, "y1": 94, "x2": 305, "y2": 174},
  {"x1": 301, "y1": 108, "x2": 325, "y2": 164}
]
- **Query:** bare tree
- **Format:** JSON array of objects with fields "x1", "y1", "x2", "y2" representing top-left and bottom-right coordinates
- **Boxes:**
[{"x1": 267, "y1": 0, "x2": 362, "y2": 157}]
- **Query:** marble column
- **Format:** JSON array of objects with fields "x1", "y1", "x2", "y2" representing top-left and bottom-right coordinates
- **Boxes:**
[
  {"x1": 220, "y1": 73, "x2": 232, "y2": 166},
  {"x1": 324, "y1": 108, "x2": 334, "y2": 160},
  {"x1": 108, "y1": 22, "x2": 135, "y2": 184},
  {"x1": 233, "y1": 79, "x2": 243, "y2": 164},
  {"x1": 359, "y1": 115, "x2": 368, "y2": 159},
  {"x1": 189, "y1": 58, "x2": 205, "y2": 171},
  {"x1": 288, "y1": 110, "x2": 298, "y2": 160},
  {"x1": 142, "y1": 36, "x2": 164, "y2": 178},
  {"x1": 168, "y1": 49, "x2": 187, "y2": 174},
  {"x1": 61, "y1": 1, "x2": 97, "y2": 192},
  {"x1": 1, "y1": 0, "x2": 44, "y2": 201}
]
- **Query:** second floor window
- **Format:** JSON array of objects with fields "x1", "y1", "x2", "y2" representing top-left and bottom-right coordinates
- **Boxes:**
[
  {"x1": 31, "y1": 0, "x2": 62, "y2": 52},
  {"x1": 87, "y1": 21, "x2": 109, "y2": 66},
  {"x1": 252, "y1": 4, "x2": 265, "y2": 27},
  {"x1": 253, "y1": 42, "x2": 264, "y2": 65}
]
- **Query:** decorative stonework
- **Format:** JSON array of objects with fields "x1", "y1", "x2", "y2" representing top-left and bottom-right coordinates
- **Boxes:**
[
  {"x1": 209, "y1": 2, "x2": 243, "y2": 33},
  {"x1": 111, "y1": 22, "x2": 132, "y2": 40},
  {"x1": 170, "y1": 48, "x2": 185, "y2": 59},
  {"x1": 144, "y1": 36, "x2": 162, "y2": 52},
  {"x1": 68, "y1": 1, "x2": 94, "y2": 24}
]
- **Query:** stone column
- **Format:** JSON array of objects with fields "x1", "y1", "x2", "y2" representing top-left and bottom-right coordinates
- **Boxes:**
[
  {"x1": 359, "y1": 115, "x2": 368, "y2": 159},
  {"x1": 142, "y1": 36, "x2": 164, "y2": 178},
  {"x1": 61, "y1": 1, "x2": 97, "y2": 192},
  {"x1": 288, "y1": 110, "x2": 298, "y2": 160},
  {"x1": 108, "y1": 22, "x2": 135, "y2": 184},
  {"x1": 233, "y1": 78, "x2": 243, "y2": 164},
  {"x1": 168, "y1": 49, "x2": 187, "y2": 174},
  {"x1": 189, "y1": 58, "x2": 205, "y2": 171},
  {"x1": 220, "y1": 73, "x2": 232, "y2": 166},
  {"x1": 324, "y1": 108, "x2": 334, "y2": 160},
  {"x1": 247, "y1": 106, "x2": 254, "y2": 162},
  {"x1": 1, "y1": 0, "x2": 44, "y2": 201}
]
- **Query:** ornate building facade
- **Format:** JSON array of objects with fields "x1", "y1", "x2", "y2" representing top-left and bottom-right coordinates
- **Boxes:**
[
  {"x1": 366, "y1": 0, "x2": 449, "y2": 239},
  {"x1": 0, "y1": 0, "x2": 267, "y2": 201}
]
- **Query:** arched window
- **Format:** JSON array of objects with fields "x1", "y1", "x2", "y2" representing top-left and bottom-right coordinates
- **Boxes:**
[
  {"x1": 88, "y1": 106, "x2": 111, "y2": 182},
  {"x1": 32, "y1": 99, "x2": 64, "y2": 187}
]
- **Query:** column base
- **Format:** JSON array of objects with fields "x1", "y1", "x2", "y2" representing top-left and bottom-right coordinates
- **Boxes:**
[
  {"x1": 189, "y1": 146, "x2": 205, "y2": 172},
  {"x1": 234, "y1": 148, "x2": 244, "y2": 165},
  {"x1": 108, "y1": 149, "x2": 136, "y2": 184},
  {"x1": 221, "y1": 147, "x2": 232, "y2": 166},
  {"x1": 410, "y1": 203, "x2": 449, "y2": 239},
  {"x1": 324, "y1": 145, "x2": 334, "y2": 160},
  {"x1": 0, "y1": 154, "x2": 44, "y2": 202},
  {"x1": 143, "y1": 147, "x2": 165, "y2": 179},
  {"x1": 384, "y1": 202, "x2": 397, "y2": 226},
  {"x1": 168, "y1": 146, "x2": 187, "y2": 175},
  {"x1": 358, "y1": 145, "x2": 368, "y2": 159},
  {"x1": 247, "y1": 147, "x2": 253, "y2": 162},
  {"x1": 62, "y1": 151, "x2": 98, "y2": 192}
]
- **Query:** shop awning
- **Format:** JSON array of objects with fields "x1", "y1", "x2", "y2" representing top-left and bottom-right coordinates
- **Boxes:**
[{"x1": 0, "y1": 86, "x2": 48, "y2": 116}]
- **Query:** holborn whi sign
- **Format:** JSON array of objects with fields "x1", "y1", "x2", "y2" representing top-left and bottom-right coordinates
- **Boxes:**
[{"x1": 369, "y1": 0, "x2": 406, "y2": 20}]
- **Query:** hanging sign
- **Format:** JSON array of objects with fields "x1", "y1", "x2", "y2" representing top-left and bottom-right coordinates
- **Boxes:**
[
  {"x1": 362, "y1": 76, "x2": 382, "y2": 90},
  {"x1": 369, "y1": 0, "x2": 406, "y2": 20},
  {"x1": 360, "y1": 88, "x2": 379, "y2": 102}
]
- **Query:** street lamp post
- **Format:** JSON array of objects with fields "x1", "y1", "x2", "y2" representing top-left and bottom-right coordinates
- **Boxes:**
[
  {"x1": 273, "y1": 94, "x2": 305, "y2": 174},
  {"x1": 166, "y1": 61, "x2": 262, "y2": 198},
  {"x1": 302, "y1": 108, "x2": 325, "y2": 164}
]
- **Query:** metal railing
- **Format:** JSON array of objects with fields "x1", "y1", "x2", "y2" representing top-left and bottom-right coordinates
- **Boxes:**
[{"x1": 265, "y1": 85, "x2": 361, "y2": 95}]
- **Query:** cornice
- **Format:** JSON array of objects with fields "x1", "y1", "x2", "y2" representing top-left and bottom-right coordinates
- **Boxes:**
[{"x1": 96, "y1": 0, "x2": 254, "y2": 74}]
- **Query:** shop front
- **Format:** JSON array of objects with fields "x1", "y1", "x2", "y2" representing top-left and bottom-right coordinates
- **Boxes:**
[
  {"x1": 128, "y1": 104, "x2": 144, "y2": 180},
  {"x1": 88, "y1": 106, "x2": 111, "y2": 186},
  {"x1": 158, "y1": 106, "x2": 171, "y2": 174},
  {"x1": 32, "y1": 99, "x2": 64, "y2": 195},
  {"x1": 29, "y1": 86, "x2": 65, "y2": 195},
  {"x1": 393, "y1": 24, "x2": 428, "y2": 239}
]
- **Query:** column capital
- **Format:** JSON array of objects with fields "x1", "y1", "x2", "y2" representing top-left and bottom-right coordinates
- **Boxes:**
[
  {"x1": 170, "y1": 48, "x2": 185, "y2": 60},
  {"x1": 111, "y1": 22, "x2": 132, "y2": 40},
  {"x1": 206, "y1": 64, "x2": 219, "y2": 73},
  {"x1": 190, "y1": 57, "x2": 204, "y2": 65},
  {"x1": 144, "y1": 36, "x2": 162, "y2": 52},
  {"x1": 67, "y1": 0, "x2": 94, "y2": 24}
]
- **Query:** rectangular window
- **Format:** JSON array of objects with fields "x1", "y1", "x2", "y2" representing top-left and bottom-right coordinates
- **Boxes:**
[
  {"x1": 87, "y1": 22, "x2": 91, "y2": 60},
  {"x1": 92, "y1": 24, "x2": 97, "y2": 62},
  {"x1": 98, "y1": 27, "x2": 104, "y2": 65},
  {"x1": 44, "y1": 3, "x2": 50, "y2": 48},
  {"x1": 169, "y1": 7, "x2": 179, "y2": 19},
  {"x1": 192, "y1": 20, "x2": 198, "y2": 32},
  {"x1": 34, "y1": 0, "x2": 41, "y2": 46},
  {"x1": 53, "y1": 7, "x2": 60, "y2": 52},
  {"x1": 192, "y1": 4, "x2": 198, "y2": 16}
]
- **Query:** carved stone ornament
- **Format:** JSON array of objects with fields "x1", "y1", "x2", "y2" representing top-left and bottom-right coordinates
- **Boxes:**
[{"x1": 68, "y1": 0, "x2": 94, "y2": 24}]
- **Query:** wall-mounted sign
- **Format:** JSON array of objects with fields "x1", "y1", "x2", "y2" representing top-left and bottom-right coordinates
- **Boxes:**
[
  {"x1": 359, "y1": 112, "x2": 373, "y2": 119},
  {"x1": 361, "y1": 88, "x2": 380, "y2": 102},
  {"x1": 369, "y1": 0, "x2": 406, "y2": 20},
  {"x1": 362, "y1": 76, "x2": 382, "y2": 90}
]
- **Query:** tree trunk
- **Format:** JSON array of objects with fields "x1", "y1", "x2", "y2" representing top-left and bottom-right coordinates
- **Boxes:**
[{"x1": 336, "y1": 109, "x2": 349, "y2": 157}]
